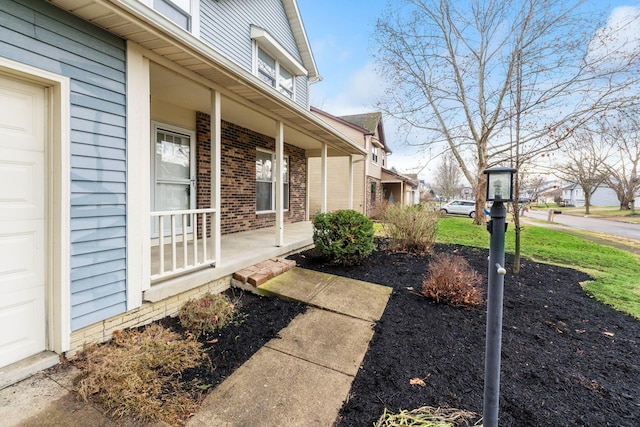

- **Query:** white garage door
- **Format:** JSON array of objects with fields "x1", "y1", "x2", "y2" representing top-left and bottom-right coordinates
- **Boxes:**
[{"x1": 0, "y1": 75, "x2": 46, "y2": 368}]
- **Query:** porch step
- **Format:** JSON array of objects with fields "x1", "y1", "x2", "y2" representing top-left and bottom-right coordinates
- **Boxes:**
[{"x1": 231, "y1": 257, "x2": 297, "y2": 289}]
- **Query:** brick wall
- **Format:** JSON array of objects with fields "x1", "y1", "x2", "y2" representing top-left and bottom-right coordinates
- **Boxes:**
[
  {"x1": 196, "y1": 113, "x2": 306, "y2": 235},
  {"x1": 365, "y1": 176, "x2": 383, "y2": 217},
  {"x1": 67, "y1": 275, "x2": 230, "y2": 358}
]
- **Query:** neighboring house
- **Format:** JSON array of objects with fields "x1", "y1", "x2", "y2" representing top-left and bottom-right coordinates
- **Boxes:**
[
  {"x1": 309, "y1": 108, "x2": 393, "y2": 216},
  {"x1": 562, "y1": 184, "x2": 619, "y2": 207},
  {"x1": 0, "y1": 0, "x2": 366, "y2": 375},
  {"x1": 381, "y1": 169, "x2": 418, "y2": 207}
]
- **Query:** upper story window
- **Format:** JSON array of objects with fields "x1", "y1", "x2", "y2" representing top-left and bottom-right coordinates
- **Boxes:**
[
  {"x1": 251, "y1": 26, "x2": 306, "y2": 100},
  {"x1": 372, "y1": 146, "x2": 379, "y2": 164},
  {"x1": 257, "y1": 47, "x2": 294, "y2": 99},
  {"x1": 148, "y1": 0, "x2": 199, "y2": 34}
]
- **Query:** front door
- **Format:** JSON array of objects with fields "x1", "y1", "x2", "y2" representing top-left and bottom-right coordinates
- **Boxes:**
[
  {"x1": 152, "y1": 123, "x2": 195, "y2": 236},
  {"x1": 0, "y1": 75, "x2": 47, "y2": 367}
]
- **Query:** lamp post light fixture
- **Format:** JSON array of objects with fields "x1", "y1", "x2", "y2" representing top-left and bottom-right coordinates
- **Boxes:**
[{"x1": 482, "y1": 166, "x2": 516, "y2": 427}]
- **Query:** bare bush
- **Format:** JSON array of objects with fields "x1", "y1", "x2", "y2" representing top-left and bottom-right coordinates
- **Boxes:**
[
  {"x1": 422, "y1": 254, "x2": 483, "y2": 307},
  {"x1": 382, "y1": 204, "x2": 439, "y2": 253}
]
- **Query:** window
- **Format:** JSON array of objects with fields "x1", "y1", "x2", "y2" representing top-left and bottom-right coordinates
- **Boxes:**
[
  {"x1": 256, "y1": 150, "x2": 289, "y2": 212},
  {"x1": 372, "y1": 146, "x2": 379, "y2": 164},
  {"x1": 256, "y1": 47, "x2": 295, "y2": 99},
  {"x1": 371, "y1": 181, "x2": 377, "y2": 205},
  {"x1": 153, "y1": 0, "x2": 191, "y2": 31}
]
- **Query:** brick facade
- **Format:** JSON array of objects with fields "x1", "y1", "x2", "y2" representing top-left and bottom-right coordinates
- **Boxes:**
[
  {"x1": 196, "y1": 113, "x2": 306, "y2": 235},
  {"x1": 365, "y1": 176, "x2": 383, "y2": 216}
]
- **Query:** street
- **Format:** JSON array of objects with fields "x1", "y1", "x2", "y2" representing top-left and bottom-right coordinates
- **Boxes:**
[{"x1": 523, "y1": 208, "x2": 640, "y2": 241}]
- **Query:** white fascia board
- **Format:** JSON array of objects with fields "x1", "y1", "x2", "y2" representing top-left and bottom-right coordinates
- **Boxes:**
[{"x1": 251, "y1": 25, "x2": 307, "y2": 76}]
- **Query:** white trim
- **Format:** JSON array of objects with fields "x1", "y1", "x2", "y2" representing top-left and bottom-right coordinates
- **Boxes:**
[
  {"x1": 210, "y1": 90, "x2": 221, "y2": 265},
  {"x1": 126, "y1": 42, "x2": 151, "y2": 305},
  {"x1": 251, "y1": 25, "x2": 307, "y2": 76},
  {"x1": 0, "y1": 57, "x2": 71, "y2": 354},
  {"x1": 256, "y1": 148, "x2": 289, "y2": 214},
  {"x1": 275, "y1": 121, "x2": 284, "y2": 247}
]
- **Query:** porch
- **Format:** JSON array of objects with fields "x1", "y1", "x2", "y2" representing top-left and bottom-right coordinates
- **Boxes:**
[{"x1": 144, "y1": 221, "x2": 313, "y2": 302}]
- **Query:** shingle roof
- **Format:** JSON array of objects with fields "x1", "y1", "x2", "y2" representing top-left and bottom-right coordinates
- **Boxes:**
[{"x1": 338, "y1": 112, "x2": 382, "y2": 134}]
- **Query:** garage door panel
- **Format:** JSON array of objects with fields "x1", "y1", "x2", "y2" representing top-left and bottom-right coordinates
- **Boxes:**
[
  {"x1": 0, "y1": 153, "x2": 45, "y2": 221},
  {"x1": 0, "y1": 222, "x2": 44, "y2": 292},
  {"x1": 0, "y1": 83, "x2": 45, "y2": 152},
  {"x1": 0, "y1": 287, "x2": 46, "y2": 367}
]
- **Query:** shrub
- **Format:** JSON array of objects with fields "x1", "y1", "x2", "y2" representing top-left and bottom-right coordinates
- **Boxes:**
[
  {"x1": 422, "y1": 253, "x2": 484, "y2": 307},
  {"x1": 178, "y1": 293, "x2": 236, "y2": 337},
  {"x1": 382, "y1": 204, "x2": 439, "y2": 253},
  {"x1": 313, "y1": 209, "x2": 375, "y2": 266},
  {"x1": 75, "y1": 324, "x2": 204, "y2": 425}
]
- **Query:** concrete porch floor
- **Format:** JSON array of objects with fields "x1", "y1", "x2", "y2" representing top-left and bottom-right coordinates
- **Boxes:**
[{"x1": 145, "y1": 221, "x2": 314, "y2": 302}]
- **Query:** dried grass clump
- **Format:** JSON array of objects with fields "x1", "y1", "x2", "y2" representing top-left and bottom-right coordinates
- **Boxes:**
[
  {"x1": 75, "y1": 324, "x2": 205, "y2": 425},
  {"x1": 375, "y1": 405, "x2": 480, "y2": 426},
  {"x1": 179, "y1": 292, "x2": 236, "y2": 337},
  {"x1": 422, "y1": 253, "x2": 484, "y2": 307}
]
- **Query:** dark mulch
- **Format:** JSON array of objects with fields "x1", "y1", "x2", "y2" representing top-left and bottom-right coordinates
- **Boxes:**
[
  {"x1": 288, "y1": 241, "x2": 640, "y2": 427},
  {"x1": 158, "y1": 288, "x2": 306, "y2": 389}
]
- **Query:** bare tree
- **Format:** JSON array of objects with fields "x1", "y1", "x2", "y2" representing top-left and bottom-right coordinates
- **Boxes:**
[
  {"x1": 374, "y1": 0, "x2": 640, "y2": 225},
  {"x1": 599, "y1": 111, "x2": 640, "y2": 210},
  {"x1": 433, "y1": 153, "x2": 463, "y2": 200},
  {"x1": 520, "y1": 174, "x2": 547, "y2": 203},
  {"x1": 556, "y1": 132, "x2": 611, "y2": 214}
]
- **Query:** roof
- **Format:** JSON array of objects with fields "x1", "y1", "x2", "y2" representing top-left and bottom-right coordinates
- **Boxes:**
[
  {"x1": 48, "y1": 0, "x2": 365, "y2": 156},
  {"x1": 381, "y1": 168, "x2": 418, "y2": 187},
  {"x1": 338, "y1": 112, "x2": 392, "y2": 154}
]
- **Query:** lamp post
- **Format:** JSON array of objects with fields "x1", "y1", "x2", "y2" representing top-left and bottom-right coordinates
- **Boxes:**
[{"x1": 483, "y1": 166, "x2": 517, "y2": 427}]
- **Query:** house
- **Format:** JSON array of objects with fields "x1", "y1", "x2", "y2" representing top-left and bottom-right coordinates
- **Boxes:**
[
  {"x1": 562, "y1": 184, "x2": 619, "y2": 207},
  {"x1": 0, "y1": 0, "x2": 366, "y2": 377},
  {"x1": 308, "y1": 108, "x2": 394, "y2": 216},
  {"x1": 381, "y1": 169, "x2": 419, "y2": 207}
]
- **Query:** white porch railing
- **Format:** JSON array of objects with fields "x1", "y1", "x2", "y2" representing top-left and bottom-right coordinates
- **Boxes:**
[{"x1": 150, "y1": 208, "x2": 217, "y2": 283}]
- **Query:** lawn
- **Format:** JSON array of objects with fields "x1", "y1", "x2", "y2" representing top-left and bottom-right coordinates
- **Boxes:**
[{"x1": 437, "y1": 217, "x2": 640, "y2": 319}]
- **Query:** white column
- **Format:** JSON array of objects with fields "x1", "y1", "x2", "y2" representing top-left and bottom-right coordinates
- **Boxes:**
[
  {"x1": 348, "y1": 155, "x2": 354, "y2": 210},
  {"x1": 321, "y1": 142, "x2": 327, "y2": 213},
  {"x1": 275, "y1": 121, "x2": 284, "y2": 246},
  {"x1": 125, "y1": 41, "x2": 150, "y2": 308},
  {"x1": 211, "y1": 90, "x2": 221, "y2": 264}
]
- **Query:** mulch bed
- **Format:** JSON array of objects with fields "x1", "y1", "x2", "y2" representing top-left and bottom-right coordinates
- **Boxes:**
[{"x1": 288, "y1": 241, "x2": 640, "y2": 426}]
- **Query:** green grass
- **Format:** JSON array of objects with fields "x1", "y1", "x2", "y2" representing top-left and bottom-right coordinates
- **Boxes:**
[{"x1": 437, "y1": 217, "x2": 640, "y2": 319}]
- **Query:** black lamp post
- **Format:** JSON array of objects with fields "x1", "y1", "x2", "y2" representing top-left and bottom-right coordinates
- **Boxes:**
[{"x1": 483, "y1": 166, "x2": 517, "y2": 427}]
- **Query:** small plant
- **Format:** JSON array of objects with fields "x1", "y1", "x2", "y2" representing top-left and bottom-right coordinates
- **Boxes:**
[
  {"x1": 74, "y1": 324, "x2": 205, "y2": 425},
  {"x1": 375, "y1": 406, "x2": 479, "y2": 427},
  {"x1": 313, "y1": 209, "x2": 375, "y2": 266},
  {"x1": 382, "y1": 204, "x2": 439, "y2": 253},
  {"x1": 422, "y1": 253, "x2": 483, "y2": 307},
  {"x1": 179, "y1": 292, "x2": 236, "y2": 337}
]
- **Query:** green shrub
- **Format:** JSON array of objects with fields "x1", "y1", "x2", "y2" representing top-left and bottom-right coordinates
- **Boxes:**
[
  {"x1": 382, "y1": 204, "x2": 439, "y2": 253},
  {"x1": 178, "y1": 293, "x2": 236, "y2": 337},
  {"x1": 422, "y1": 253, "x2": 483, "y2": 307},
  {"x1": 313, "y1": 209, "x2": 375, "y2": 266}
]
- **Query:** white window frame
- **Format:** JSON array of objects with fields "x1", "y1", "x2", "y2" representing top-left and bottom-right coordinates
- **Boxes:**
[
  {"x1": 256, "y1": 148, "x2": 289, "y2": 213},
  {"x1": 144, "y1": 0, "x2": 200, "y2": 36},
  {"x1": 255, "y1": 45, "x2": 295, "y2": 100},
  {"x1": 372, "y1": 146, "x2": 379, "y2": 164}
]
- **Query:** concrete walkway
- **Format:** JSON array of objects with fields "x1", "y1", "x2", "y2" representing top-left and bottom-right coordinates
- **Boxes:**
[
  {"x1": 187, "y1": 268, "x2": 392, "y2": 427},
  {"x1": 0, "y1": 268, "x2": 391, "y2": 427}
]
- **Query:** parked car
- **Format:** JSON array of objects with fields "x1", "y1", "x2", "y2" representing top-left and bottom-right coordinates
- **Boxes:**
[{"x1": 440, "y1": 200, "x2": 476, "y2": 218}]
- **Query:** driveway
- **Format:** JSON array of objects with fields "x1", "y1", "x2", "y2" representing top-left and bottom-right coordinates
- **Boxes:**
[{"x1": 523, "y1": 208, "x2": 640, "y2": 241}]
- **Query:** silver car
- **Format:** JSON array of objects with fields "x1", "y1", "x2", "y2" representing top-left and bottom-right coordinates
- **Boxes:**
[{"x1": 440, "y1": 200, "x2": 476, "y2": 218}]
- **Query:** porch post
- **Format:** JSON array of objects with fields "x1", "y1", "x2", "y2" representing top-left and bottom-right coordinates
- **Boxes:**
[
  {"x1": 321, "y1": 142, "x2": 327, "y2": 213},
  {"x1": 275, "y1": 120, "x2": 284, "y2": 246},
  {"x1": 211, "y1": 89, "x2": 221, "y2": 264},
  {"x1": 348, "y1": 155, "x2": 354, "y2": 210}
]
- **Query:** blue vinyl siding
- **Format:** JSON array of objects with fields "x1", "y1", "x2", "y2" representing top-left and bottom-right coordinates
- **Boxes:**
[
  {"x1": 199, "y1": 0, "x2": 309, "y2": 108},
  {"x1": 0, "y1": 0, "x2": 127, "y2": 330}
]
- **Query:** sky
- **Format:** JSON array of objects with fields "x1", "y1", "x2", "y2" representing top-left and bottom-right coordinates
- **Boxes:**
[{"x1": 296, "y1": 0, "x2": 640, "y2": 184}]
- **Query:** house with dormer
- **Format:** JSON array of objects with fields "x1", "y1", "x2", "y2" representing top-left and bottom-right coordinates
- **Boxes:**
[
  {"x1": 309, "y1": 108, "x2": 394, "y2": 216},
  {"x1": 0, "y1": 0, "x2": 366, "y2": 378}
]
